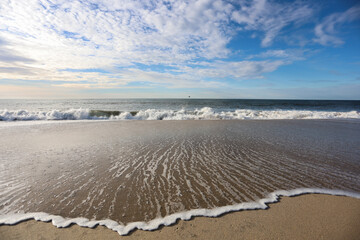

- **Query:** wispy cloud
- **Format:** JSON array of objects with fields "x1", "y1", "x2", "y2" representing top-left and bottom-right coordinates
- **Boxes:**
[
  {"x1": 248, "y1": 49, "x2": 308, "y2": 61},
  {"x1": 1, "y1": 0, "x2": 309, "y2": 88},
  {"x1": 231, "y1": 0, "x2": 314, "y2": 47},
  {"x1": 0, "y1": 0, "x2": 233, "y2": 68},
  {"x1": 314, "y1": 4, "x2": 360, "y2": 46},
  {"x1": 0, "y1": 49, "x2": 35, "y2": 63},
  {"x1": 0, "y1": 0, "x2": 356, "y2": 96},
  {"x1": 185, "y1": 60, "x2": 287, "y2": 79},
  {"x1": 0, "y1": 66, "x2": 35, "y2": 75}
]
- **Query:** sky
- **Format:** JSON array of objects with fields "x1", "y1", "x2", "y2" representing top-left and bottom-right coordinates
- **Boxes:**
[{"x1": 0, "y1": 0, "x2": 359, "y2": 99}]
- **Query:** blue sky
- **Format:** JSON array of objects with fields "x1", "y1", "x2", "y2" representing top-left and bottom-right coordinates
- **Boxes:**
[{"x1": 0, "y1": 0, "x2": 359, "y2": 99}]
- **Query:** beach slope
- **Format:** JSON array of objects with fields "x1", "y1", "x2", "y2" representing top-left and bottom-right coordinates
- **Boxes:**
[{"x1": 1, "y1": 194, "x2": 359, "y2": 240}]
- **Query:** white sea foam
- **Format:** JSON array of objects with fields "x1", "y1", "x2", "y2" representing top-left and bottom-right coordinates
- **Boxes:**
[
  {"x1": 0, "y1": 188, "x2": 359, "y2": 235},
  {"x1": 1, "y1": 108, "x2": 360, "y2": 121},
  {"x1": 112, "y1": 108, "x2": 360, "y2": 120},
  {"x1": 0, "y1": 109, "x2": 93, "y2": 121}
]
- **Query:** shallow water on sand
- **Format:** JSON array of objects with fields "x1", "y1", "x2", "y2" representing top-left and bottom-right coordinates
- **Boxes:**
[{"x1": 0, "y1": 120, "x2": 359, "y2": 224}]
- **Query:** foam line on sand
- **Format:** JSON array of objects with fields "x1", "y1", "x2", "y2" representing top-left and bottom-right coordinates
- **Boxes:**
[{"x1": 1, "y1": 188, "x2": 359, "y2": 236}]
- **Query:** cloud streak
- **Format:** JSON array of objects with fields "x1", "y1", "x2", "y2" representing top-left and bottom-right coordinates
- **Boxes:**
[
  {"x1": 314, "y1": 5, "x2": 360, "y2": 46},
  {"x1": 231, "y1": 0, "x2": 314, "y2": 47},
  {"x1": 0, "y1": 0, "x2": 356, "y2": 95}
]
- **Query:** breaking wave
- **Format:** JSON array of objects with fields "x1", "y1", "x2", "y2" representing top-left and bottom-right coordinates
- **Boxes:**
[
  {"x1": 1, "y1": 107, "x2": 360, "y2": 121},
  {"x1": 0, "y1": 188, "x2": 359, "y2": 236}
]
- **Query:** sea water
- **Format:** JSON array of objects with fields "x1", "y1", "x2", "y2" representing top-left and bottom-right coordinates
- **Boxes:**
[{"x1": 0, "y1": 99, "x2": 359, "y2": 121}]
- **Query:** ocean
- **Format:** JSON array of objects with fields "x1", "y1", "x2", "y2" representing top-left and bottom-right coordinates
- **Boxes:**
[
  {"x1": 0, "y1": 99, "x2": 359, "y2": 235},
  {"x1": 0, "y1": 99, "x2": 360, "y2": 121}
]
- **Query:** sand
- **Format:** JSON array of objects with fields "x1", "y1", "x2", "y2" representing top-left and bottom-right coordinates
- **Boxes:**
[
  {"x1": 1, "y1": 120, "x2": 360, "y2": 225},
  {"x1": 1, "y1": 194, "x2": 359, "y2": 240}
]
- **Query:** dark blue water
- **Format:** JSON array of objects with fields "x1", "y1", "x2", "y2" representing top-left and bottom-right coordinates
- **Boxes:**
[{"x1": 1, "y1": 99, "x2": 359, "y2": 112}]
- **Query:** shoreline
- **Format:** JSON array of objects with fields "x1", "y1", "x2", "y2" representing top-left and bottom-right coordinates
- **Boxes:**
[
  {"x1": 1, "y1": 188, "x2": 359, "y2": 235},
  {"x1": 1, "y1": 193, "x2": 359, "y2": 239}
]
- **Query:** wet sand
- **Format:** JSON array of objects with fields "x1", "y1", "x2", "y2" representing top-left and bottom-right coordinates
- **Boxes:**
[
  {"x1": 1, "y1": 194, "x2": 359, "y2": 240},
  {"x1": 1, "y1": 120, "x2": 360, "y2": 226}
]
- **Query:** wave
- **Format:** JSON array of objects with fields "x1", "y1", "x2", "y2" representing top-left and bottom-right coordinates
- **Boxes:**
[
  {"x1": 0, "y1": 109, "x2": 92, "y2": 121},
  {"x1": 0, "y1": 188, "x2": 359, "y2": 236},
  {"x1": 1, "y1": 107, "x2": 360, "y2": 121}
]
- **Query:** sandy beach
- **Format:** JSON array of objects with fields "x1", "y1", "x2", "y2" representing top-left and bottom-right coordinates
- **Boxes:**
[
  {"x1": 1, "y1": 194, "x2": 359, "y2": 240},
  {"x1": 1, "y1": 120, "x2": 359, "y2": 238}
]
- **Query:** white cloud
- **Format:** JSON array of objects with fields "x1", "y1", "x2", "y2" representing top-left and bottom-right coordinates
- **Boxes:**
[
  {"x1": 186, "y1": 60, "x2": 287, "y2": 79},
  {"x1": 0, "y1": 0, "x2": 234, "y2": 68},
  {"x1": 231, "y1": 0, "x2": 314, "y2": 47},
  {"x1": 314, "y1": 5, "x2": 360, "y2": 46},
  {"x1": 248, "y1": 49, "x2": 307, "y2": 61},
  {"x1": 0, "y1": 0, "x2": 312, "y2": 89}
]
